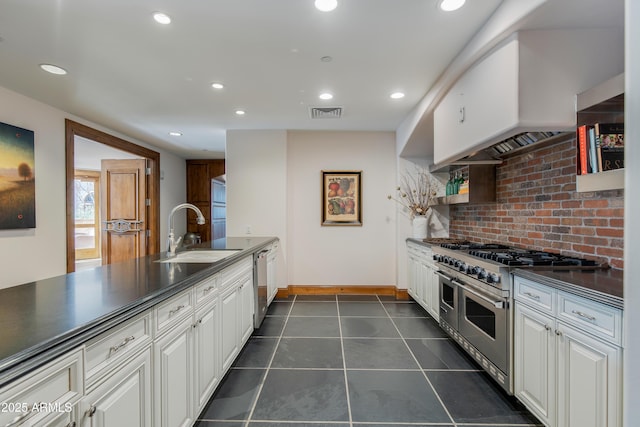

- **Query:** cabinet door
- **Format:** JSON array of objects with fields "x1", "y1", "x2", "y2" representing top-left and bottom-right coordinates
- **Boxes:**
[
  {"x1": 556, "y1": 323, "x2": 622, "y2": 427},
  {"x1": 514, "y1": 303, "x2": 555, "y2": 427},
  {"x1": 418, "y1": 261, "x2": 429, "y2": 311},
  {"x1": 79, "y1": 348, "x2": 152, "y2": 427},
  {"x1": 0, "y1": 348, "x2": 83, "y2": 427},
  {"x1": 154, "y1": 317, "x2": 194, "y2": 427},
  {"x1": 425, "y1": 264, "x2": 440, "y2": 321},
  {"x1": 408, "y1": 249, "x2": 422, "y2": 302},
  {"x1": 193, "y1": 298, "x2": 221, "y2": 413},
  {"x1": 220, "y1": 286, "x2": 240, "y2": 373},
  {"x1": 239, "y1": 275, "x2": 255, "y2": 345},
  {"x1": 267, "y1": 246, "x2": 278, "y2": 304}
]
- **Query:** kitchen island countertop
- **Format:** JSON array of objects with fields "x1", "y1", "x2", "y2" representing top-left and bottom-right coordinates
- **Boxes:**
[{"x1": 0, "y1": 236, "x2": 277, "y2": 387}]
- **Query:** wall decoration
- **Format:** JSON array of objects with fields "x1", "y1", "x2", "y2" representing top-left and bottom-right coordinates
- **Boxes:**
[
  {"x1": 321, "y1": 170, "x2": 362, "y2": 226},
  {"x1": 0, "y1": 122, "x2": 36, "y2": 229}
]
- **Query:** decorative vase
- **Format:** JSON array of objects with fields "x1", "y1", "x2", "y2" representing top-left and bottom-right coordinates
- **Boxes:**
[{"x1": 412, "y1": 215, "x2": 428, "y2": 239}]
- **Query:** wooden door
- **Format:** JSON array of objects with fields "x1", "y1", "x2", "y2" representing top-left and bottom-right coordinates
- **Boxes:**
[{"x1": 101, "y1": 159, "x2": 147, "y2": 265}]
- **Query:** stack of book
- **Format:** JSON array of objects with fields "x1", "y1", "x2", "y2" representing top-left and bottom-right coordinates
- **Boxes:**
[{"x1": 577, "y1": 123, "x2": 624, "y2": 174}]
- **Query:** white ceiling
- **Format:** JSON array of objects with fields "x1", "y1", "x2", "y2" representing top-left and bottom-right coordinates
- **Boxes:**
[{"x1": 0, "y1": 0, "x2": 624, "y2": 160}]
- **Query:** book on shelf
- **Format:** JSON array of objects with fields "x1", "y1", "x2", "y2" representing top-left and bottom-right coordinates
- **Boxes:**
[
  {"x1": 596, "y1": 123, "x2": 624, "y2": 172},
  {"x1": 577, "y1": 125, "x2": 589, "y2": 175},
  {"x1": 577, "y1": 123, "x2": 624, "y2": 174}
]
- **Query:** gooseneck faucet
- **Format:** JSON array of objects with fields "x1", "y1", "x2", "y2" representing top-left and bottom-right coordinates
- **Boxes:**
[{"x1": 167, "y1": 203, "x2": 206, "y2": 256}]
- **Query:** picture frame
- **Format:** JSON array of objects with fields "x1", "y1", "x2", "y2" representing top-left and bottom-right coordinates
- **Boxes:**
[
  {"x1": 0, "y1": 122, "x2": 36, "y2": 229},
  {"x1": 321, "y1": 170, "x2": 362, "y2": 226}
]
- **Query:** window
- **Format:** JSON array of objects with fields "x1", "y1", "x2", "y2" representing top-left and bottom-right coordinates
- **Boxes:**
[{"x1": 74, "y1": 171, "x2": 100, "y2": 260}]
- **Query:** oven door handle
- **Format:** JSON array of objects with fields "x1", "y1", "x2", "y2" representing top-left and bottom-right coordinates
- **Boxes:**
[
  {"x1": 435, "y1": 271, "x2": 454, "y2": 281},
  {"x1": 455, "y1": 281, "x2": 505, "y2": 309}
]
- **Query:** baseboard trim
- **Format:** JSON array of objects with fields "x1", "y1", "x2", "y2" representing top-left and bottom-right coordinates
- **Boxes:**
[{"x1": 275, "y1": 285, "x2": 410, "y2": 301}]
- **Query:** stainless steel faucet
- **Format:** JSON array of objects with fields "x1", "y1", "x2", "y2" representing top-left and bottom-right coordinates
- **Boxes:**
[{"x1": 167, "y1": 203, "x2": 206, "y2": 256}]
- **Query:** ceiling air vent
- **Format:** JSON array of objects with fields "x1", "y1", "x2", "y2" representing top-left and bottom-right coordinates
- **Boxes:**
[{"x1": 309, "y1": 106, "x2": 343, "y2": 119}]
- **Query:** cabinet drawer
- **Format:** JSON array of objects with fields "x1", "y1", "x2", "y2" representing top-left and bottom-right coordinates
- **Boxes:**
[
  {"x1": 84, "y1": 311, "x2": 153, "y2": 388},
  {"x1": 0, "y1": 348, "x2": 83, "y2": 427},
  {"x1": 220, "y1": 256, "x2": 252, "y2": 291},
  {"x1": 558, "y1": 291, "x2": 622, "y2": 345},
  {"x1": 155, "y1": 288, "x2": 194, "y2": 335},
  {"x1": 195, "y1": 275, "x2": 218, "y2": 306},
  {"x1": 514, "y1": 277, "x2": 555, "y2": 313}
]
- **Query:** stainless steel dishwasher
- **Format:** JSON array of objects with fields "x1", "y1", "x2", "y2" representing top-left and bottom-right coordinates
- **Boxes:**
[{"x1": 253, "y1": 249, "x2": 269, "y2": 328}]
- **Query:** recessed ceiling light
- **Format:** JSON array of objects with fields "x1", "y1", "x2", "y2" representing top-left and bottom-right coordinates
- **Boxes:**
[
  {"x1": 153, "y1": 12, "x2": 171, "y2": 24},
  {"x1": 211, "y1": 83, "x2": 224, "y2": 89},
  {"x1": 320, "y1": 56, "x2": 333, "y2": 62},
  {"x1": 319, "y1": 92, "x2": 333, "y2": 100},
  {"x1": 169, "y1": 131, "x2": 182, "y2": 136},
  {"x1": 40, "y1": 64, "x2": 67, "y2": 75},
  {"x1": 439, "y1": 0, "x2": 465, "y2": 12},
  {"x1": 235, "y1": 110, "x2": 246, "y2": 115},
  {"x1": 315, "y1": 0, "x2": 338, "y2": 12},
  {"x1": 390, "y1": 92, "x2": 405, "y2": 99}
]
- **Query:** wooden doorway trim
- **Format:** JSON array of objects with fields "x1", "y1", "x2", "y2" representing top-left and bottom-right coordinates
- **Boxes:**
[{"x1": 65, "y1": 119, "x2": 161, "y2": 273}]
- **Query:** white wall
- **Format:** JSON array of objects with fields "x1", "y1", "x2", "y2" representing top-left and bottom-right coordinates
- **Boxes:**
[
  {"x1": 624, "y1": 0, "x2": 639, "y2": 424},
  {"x1": 225, "y1": 129, "x2": 288, "y2": 289},
  {"x1": 0, "y1": 86, "x2": 187, "y2": 289},
  {"x1": 287, "y1": 131, "x2": 396, "y2": 287}
]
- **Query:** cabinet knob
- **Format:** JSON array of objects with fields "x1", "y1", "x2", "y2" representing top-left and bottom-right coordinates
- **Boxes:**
[
  {"x1": 459, "y1": 106, "x2": 465, "y2": 123},
  {"x1": 555, "y1": 329, "x2": 563, "y2": 336},
  {"x1": 544, "y1": 325, "x2": 551, "y2": 331}
]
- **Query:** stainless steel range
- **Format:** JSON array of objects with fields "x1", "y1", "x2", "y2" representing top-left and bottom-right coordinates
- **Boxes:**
[{"x1": 432, "y1": 242, "x2": 605, "y2": 395}]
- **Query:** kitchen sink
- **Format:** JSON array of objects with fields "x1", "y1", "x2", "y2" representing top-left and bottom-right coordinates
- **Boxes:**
[{"x1": 156, "y1": 250, "x2": 241, "y2": 263}]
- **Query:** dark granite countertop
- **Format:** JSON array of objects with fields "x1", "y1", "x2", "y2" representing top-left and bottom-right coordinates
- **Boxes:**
[
  {"x1": 0, "y1": 236, "x2": 276, "y2": 387},
  {"x1": 513, "y1": 268, "x2": 623, "y2": 310}
]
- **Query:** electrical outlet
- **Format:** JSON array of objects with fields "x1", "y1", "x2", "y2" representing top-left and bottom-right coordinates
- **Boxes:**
[{"x1": 245, "y1": 225, "x2": 252, "y2": 234}]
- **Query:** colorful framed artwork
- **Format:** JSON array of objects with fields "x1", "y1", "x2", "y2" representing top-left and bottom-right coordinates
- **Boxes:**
[
  {"x1": 321, "y1": 170, "x2": 362, "y2": 226},
  {"x1": 0, "y1": 122, "x2": 36, "y2": 229}
]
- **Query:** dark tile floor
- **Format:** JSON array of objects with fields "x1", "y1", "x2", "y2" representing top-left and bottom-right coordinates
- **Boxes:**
[{"x1": 196, "y1": 295, "x2": 542, "y2": 427}]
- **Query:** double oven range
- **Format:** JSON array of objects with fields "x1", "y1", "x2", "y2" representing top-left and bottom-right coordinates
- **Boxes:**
[{"x1": 432, "y1": 242, "x2": 603, "y2": 395}]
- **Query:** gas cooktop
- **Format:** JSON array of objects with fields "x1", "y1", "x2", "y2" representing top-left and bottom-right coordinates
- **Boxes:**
[{"x1": 435, "y1": 242, "x2": 606, "y2": 269}]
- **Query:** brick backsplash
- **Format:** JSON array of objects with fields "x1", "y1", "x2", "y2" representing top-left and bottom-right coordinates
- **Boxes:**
[{"x1": 449, "y1": 137, "x2": 625, "y2": 269}]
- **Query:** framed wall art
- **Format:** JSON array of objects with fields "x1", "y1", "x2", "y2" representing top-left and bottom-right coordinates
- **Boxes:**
[
  {"x1": 0, "y1": 122, "x2": 36, "y2": 229},
  {"x1": 321, "y1": 170, "x2": 362, "y2": 226}
]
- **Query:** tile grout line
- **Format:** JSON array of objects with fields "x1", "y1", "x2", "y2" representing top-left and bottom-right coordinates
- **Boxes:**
[
  {"x1": 380, "y1": 300, "x2": 457, "y2": 426},
  {"x1": 242, "y1": 295, "x2": 297, "y2": 427},
  {"x1": 337, "y1": 295, "x2": 355, "y2": 427}
]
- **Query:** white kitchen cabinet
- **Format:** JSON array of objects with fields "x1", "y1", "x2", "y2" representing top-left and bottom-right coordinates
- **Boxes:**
[
  {"x1": 220, "y1": 258, "x2": 254, "y2": 375},
  {"x1": 407, "y1": 245, "x2": 419, "y2": 299},
  {"x1": 193, "y1": 296, "x2": 221, "y2": 413},
  {"x1": 433, "y1": 29, "x2": 623, "y2": 166},
  {"x1": 79, "y1": 348, "x2": 152, "y2": 427},
  {"x1": 239, "y1": 274, "x2": 255, "y2": 344},
  {"x1": 153, "y1": 315, "x2": 194, "y2": 427},
  {"x1": 84, "y1": 311, "x2": 153, "y2": 391},
  {"x1": 513, "y1": 276, "x2": 622, "y2": 427},
  {"x1": 424, "y1": 262, "x2": 439, "y2": 321},
  {"x1": 220, "y1": 284, "x2": 240, "y2": 374},
  {"x1": 0, "y1": 348, "x2": 84, "y2": 427},
  {"x1": 557, "y1": 322, "x2": 621, "y2": 427},
  {"x1": 406, "y1": 241, "x2": 439, "y2": 321},
  {"x1": 47, "y1": 408, "x2": 77, "y2": 427},
  {"x1": 514, "y1": 302, "x2": 556, "y2": 426},
  {"x1": 267, "y1": 241, "x2": 279, "y2": 305}
]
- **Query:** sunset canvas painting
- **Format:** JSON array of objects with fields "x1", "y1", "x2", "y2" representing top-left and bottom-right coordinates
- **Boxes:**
[{"x1": 0, "y1": 122, "x2": 35, "y2": 229}]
